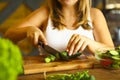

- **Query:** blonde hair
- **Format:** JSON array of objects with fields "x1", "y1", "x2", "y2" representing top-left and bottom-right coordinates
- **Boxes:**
[{"x1": 48, "y1": 0, "x2": 92, "y2": 30}]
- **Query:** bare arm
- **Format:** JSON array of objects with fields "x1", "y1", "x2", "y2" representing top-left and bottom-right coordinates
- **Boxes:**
[
  {"x1": 4, "y1": 5, "x2": 49, "y2": 45},
  {"x1": 67, "y1": 8, "x2": 114, "y2": 55},
  {"x1": 87, "y1": 8, "x2": 114, "y2": 52}
]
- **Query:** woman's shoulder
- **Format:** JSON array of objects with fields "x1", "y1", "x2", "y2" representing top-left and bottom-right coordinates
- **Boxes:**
[
  {"x1": 90, "y1": 8, "x2": 103, "y2": 15},
  {"x1": 26, "y1": 5, "x2": 49, "y2": 22},
  {"x1": 32, "y1": 5, "x2": 49, "y2": 20},
  {"x1": 23, "y1": 5, "x2": 49, "y2": 28},
  {"x1": 90, "y1": 8, "x2": 104, "y2": 21}
]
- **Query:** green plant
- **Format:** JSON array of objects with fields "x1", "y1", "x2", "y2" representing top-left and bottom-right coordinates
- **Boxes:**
[
  {"x1": 0, "y1": 38, "x2": 23, "y2": 80},
  {"x1": 45, "y1": 71, "x2": 95, "y2": 80}
]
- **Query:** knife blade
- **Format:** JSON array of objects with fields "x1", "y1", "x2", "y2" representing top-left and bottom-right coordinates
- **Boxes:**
[{"x1": 38, "y1": 41, "x2": 69, "y2": 61}]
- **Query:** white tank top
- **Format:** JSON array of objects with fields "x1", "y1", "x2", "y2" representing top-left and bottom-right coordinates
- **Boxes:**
[{"x1": 43, "y1": 16, "x2": 94, "y2": 52}]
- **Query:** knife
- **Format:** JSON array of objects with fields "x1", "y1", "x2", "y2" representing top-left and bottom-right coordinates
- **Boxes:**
[{"x1": 38, "y1": 41, "x2": 69, "y2": 61}]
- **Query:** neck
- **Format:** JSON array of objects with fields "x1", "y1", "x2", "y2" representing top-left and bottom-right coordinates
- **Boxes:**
[
  {"x1": 61, "y1": 6, "x2": 77, "y2": 29},
  {"x1": 62, "y1": 6, "x2": 76, "y2": 18}
]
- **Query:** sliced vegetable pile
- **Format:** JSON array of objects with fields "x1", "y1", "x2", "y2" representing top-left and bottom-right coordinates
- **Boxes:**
[
  {"x1": 45, "y1": 71, "x2": 95, "y2": 80},
  {"x1": 0, "y1": 38, "x2": 23, "y2": 80},
  {"x1": 44, "y1": 51, "x2": 82, "y2": 63},
  {"x1": 96, "y1": 46, "x2": 120, "y2": 69}
]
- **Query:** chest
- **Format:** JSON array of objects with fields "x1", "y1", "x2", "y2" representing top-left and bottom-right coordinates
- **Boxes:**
[{"x1": 44, "y1": 26, "x2": 94, "y2": 51}]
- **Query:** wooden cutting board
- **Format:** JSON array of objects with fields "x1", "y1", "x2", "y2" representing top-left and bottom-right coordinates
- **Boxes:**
[{"x1": 23, "y1": 55, "x2": 96, "y2": 74}]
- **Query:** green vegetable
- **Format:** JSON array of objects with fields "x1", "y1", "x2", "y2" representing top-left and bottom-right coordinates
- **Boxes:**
[
  {"x1": 61, "y1": 51, "x2": 68, "y2": 56},
  {"x1": 96, "y1": 46, "x2": 120, "y2": 69},
  {"x1": 45, "y1": 71, "x2": 95, "y2": 80},
  {"x1": 89, "y1": 75, "x2": 96, "y2": 80},
  {"x1": 111, "y1": 56, "x2": 120, "y2": 60},
  {"x1": 60, "y1": 51, "x2": 69, "y2": 60},
  {"x1": 44, "y1": 55, "x2": 56, "y2": 63},
  {"x1": 109, "y1": 50, "x2": 119, "y2": 56},
  {"x1": 60, "y1": 51, "x2": 82, "y2": 60},
  {"x1": 44, "y1": 51, "x2": 82, "y2": 63},
  {"x1": 50, "y1": 55, "x2": 56, "y2": 61},
  {"x1": 0, "y1": 38, "x2": 23, "y2": 80},
  {"x1": 69, "y1": 52, "x2": 82, "y2": 58},
  {"x1": 55, "y1": 53, "x2": 60, "y2": 59},
  {"x1": 112, "y1": 62, "x2": 120, "y2": 68},
  {"x1": 45, "y1": 57, "x2": 51, "y2": 63}
]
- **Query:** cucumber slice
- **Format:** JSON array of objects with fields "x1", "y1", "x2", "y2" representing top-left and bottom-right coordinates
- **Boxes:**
[
  {"x1": 55, "y1": 53, "x2": 60, "y2": 60},
  {"x1": 49, "y1": 55, "x2": 56, "y2": 61},
  {"x1": 45, "y1": 55, "x2": 56, "y2": 63},
  {"x1": 60, "y1": 51, "x2": 69, "y2": 60},
  {"x1": 109, "y1": 50, "x2": 119, "y2": 56},
  {"x1": 111, "y1": 56, "x2": 120, "y2": 60},
  {"x1": 61, "y1": 51, "x2": 68, "y2": 56},
  {"x1": 45, "y1": 57, "x2": 51, "y2": 63}
]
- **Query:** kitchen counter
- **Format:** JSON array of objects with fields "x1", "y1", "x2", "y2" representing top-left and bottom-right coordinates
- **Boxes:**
[{"x1": 18, "y1": 56, "x2": 120, "y2": 80}]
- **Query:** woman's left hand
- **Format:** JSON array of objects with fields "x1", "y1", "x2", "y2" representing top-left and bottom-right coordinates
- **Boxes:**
[{"x1": 66, "y1": 34, "x2": 90, "y2": 56}]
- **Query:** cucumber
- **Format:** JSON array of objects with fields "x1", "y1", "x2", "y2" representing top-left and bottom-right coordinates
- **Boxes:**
[
  {"x1": 44, "y1": 51, "x2": 82, "y2": 62},
  {"x1": 49, "y1": 55, "x2": 56, "y2": 61},
  {"x1": 55, "y1": 53, "x2": 60, "y2": 60},
  {"x1": 61, "y1": 51, "x2": 68, "y2": 56},
  {"x1": 59, "y1": 51, "x2": 69, "y2": 60},
  {"x1": 44, "y1": 55, "x2": 56, "y2": 63},
  {"x1": 60, "y1": 51, "x2": 82, "y2": 60},
  {"x1": 111, "y1": 56, "x2": 120, "y2": 60},
  {"x1": 69, "y1": 52, "x2": 82, "y2": 59},
  {"x1": 45, "y1": 57, "x2": 51, "y2": 63},
  {"x1": 108, "y1": 50, "x2": 119, "y2": 56}
]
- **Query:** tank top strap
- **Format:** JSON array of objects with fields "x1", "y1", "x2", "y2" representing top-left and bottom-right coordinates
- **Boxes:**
[{"x1": 87, "y1": 8, "x2": 93, "y2": 28}]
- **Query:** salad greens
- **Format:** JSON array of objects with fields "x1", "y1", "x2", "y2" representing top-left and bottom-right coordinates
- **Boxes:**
[
  {"x1": 96, "y1": 46, "x2": 120, "y2": 69},
  {"x1": 45, "y1": 71, "x2": 95, "y2": 80},
  {"x1": 0, "y1": 38, "x2": 23, "y2": 80}
]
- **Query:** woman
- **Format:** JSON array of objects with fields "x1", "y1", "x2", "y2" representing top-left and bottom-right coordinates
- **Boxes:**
[{"x1": 5, "y1": 0, "x2": 114, "y2": 56}]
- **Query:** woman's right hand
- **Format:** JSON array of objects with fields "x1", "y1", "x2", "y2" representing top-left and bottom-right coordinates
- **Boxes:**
[{"x1": 26, "y1": 26, "x2": 47, "y2": 46}]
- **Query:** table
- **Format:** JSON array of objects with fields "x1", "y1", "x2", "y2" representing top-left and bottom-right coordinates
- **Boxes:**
[
  {"x1": 18, "y1": 68, "x2": 120, "y2": 80},
  {"x1": 18, "y1": 56, "x2": 120, "y2": 80}
]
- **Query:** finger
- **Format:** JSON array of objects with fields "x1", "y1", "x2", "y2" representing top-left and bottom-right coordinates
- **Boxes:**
[
  {"x1": 68, "y1": 45, "x2": 74, "y2": 56},
  {"x1": 33, "y1": 32, "x2": 39, "y2": 46},
  {"x1": 73, "y1": 39, "x2": 84, "y2": 54},
  {"x1": 67, "y1": 34, "x2": 77, "y2": 49},
  {"x1": 68, "y1": 35, "x2": 80, "y2": 55},
  {"x1": 81, "y1": 42, "x2": 88, "y2": 51},
  {"x1": 79, "y1": 41, "x2": 88, "y2": 52},
  {"x1": 38, "y1": 32, "x2": 47, "y2": 45},
  {"x1": 27, "y1": 34, "x2": 34, "y2": 46}
]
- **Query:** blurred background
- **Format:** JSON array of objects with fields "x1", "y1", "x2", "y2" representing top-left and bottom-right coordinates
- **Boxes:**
[{"x1": 0, "y1": 0, "x2": 120, "y2": 55}]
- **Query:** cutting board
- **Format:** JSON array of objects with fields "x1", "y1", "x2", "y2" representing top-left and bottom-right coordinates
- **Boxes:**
[{"x1": 23, "y1": 55, "x2": 96, "y2": 74}]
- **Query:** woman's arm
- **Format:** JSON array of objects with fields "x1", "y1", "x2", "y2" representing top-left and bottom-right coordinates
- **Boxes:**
[
  {"x1": 4, "y1": 5, "x2": 49, "y2": 45},
  {"x1": 67, "y1": 8, "x2": 114, "y2": 55},
  {"x1": 88, "y1": 8, "x2": 114, "y2": 52}
]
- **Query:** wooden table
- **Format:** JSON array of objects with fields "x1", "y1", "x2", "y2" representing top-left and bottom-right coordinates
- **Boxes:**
[
  {"x1": 18, "y1": 56, "x2": 120, "y2": 80},
  {"x1": 18, "y1": 68, "x2": 120, "y2": 80}
]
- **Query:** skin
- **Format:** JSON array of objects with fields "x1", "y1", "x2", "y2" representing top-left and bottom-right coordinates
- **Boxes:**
[{"x1": 4, "y1": 0, "x2": 114, "y2": 56}]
